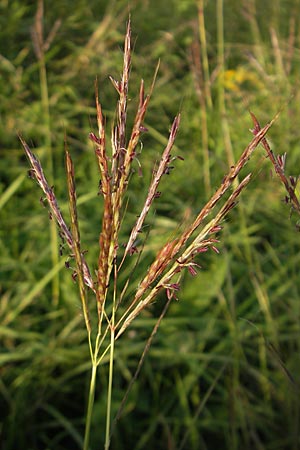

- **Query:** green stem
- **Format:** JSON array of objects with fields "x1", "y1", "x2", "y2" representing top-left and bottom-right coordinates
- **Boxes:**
[
  {"x1": 198, "y1": 0, "x2": 211, "y2": 196},
  {"x1": 104, "y1": 312, "x2": 115, "y2": 450},
  {"x1": 84, "y1": 360, "x2": 98, "y2": 450},
  {"x1": 39, "y1": 54, "x2": 60, "y2": 306},
  {"x1": 247, "y1": 0, "x2": 265, "y2": 67},
  {"x1": 216, "y1": 0, "x2": 224, "y2": 115},
  {"x1": 216, "y1": 0, "x2": 254, "y2": 266},
  {"x1": 216, "y1": 0, "x2": 235, "y2": 170},
  {"x1": 198, "y1": 0, "x2": 212, "y2": 109}
]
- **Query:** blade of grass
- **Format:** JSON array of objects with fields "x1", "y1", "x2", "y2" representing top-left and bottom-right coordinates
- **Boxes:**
[
  {"x1": 3, "y1": 258, "x2": 66, "y2": 326},
  {"x1": 0, "y1": 173, "x2": 25, "y2": 210}
]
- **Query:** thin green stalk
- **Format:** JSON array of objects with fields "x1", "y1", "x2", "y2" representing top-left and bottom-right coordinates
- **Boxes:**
[
  {"x1": 217, "y1": 0, "x2": 235, "y2": 168},
  {"x1": 39, "y1": 58, "x2": 51, "y2": 162},
  {"x1": 271, "y1": 0, "x2": 280, "y2": 31},
  {"x1": 247, "y1": 0, "x2": 265, "y2": 67},
  {"x1": 216, "y1": 0, "x2": 253, "y2": 266},
  {"x1": 104, "y1": 260, "x2": 119, "y2": 450},
  {"x1": 34, "y1": 0, "x2": 60, "y2": 306},
  {"x1": 216, "y1": 5, "x2": 241, "y2": 446},
  {"x1": 195, "y1": 0, "x2": 211, "y2": 195},
  {"x1": 216, "y1": 0, "x2": 226, "y2": 143},
  {"x1": 198, "y1": 0, "x2": 212, "y2": 109},
  {"x1": 84, "y1": 358, "x2": 98, "y2": 450},
  {"x1": 83, "y1": 333, "x2": 106, "y2": 450},
  {"x1": 105, "y1": 296, "x2": 116, "y2": 450},
  {"x1": 39, "y1": 58, "x2": 59, "y2": 306},
  {"x1": 200, "y1": 97, "x2": 210, "y2": 196},
  {"x1": 104, "y1": 329, "x2": 115, "y2": 450}
]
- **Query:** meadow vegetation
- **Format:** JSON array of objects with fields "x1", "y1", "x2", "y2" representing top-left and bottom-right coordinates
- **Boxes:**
[{"x1": 1, "y1": 1, "x2": 300, "y2": 449}]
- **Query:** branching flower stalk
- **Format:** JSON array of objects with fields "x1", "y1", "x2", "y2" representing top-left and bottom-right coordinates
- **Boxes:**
[
  {"x1": 250, "y1": 111, "x2": 300, "y2": 216},
  {"x1": 21, "y1": 19, "x2": 281, "y2": 450}
]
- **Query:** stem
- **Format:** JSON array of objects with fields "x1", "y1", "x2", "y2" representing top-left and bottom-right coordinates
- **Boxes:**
[
  {"x1": 216, "y1": 0, "x2": 253, "y2": 266},
  {"x1": 104, "y1": 309, "x2": 115, "y2": 450},
  {"x1": 216, "y1": 0, "x2": 235, "y2": 172},
  {"x1": 247, "y1": 0, "x2": 265, "y2": 67},
  {"x1": 198, "y1": 0, "x2": 212, "y2": 109},
  {"x1": 197, "y1": 0, "x2": 211, "y2": 196},
  {"x1": 84, "y1": 360, "x2": 98, "y2": 450},
  {"x1": 39, "y1": 43, "x2": 60, "y2": 306},
  {"x1": 104, "y1": 262, "x2": 118, "y2": 450}
]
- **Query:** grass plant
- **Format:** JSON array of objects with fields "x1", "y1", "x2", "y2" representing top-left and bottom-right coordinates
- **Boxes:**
[
  {"x1": 2, "y1": 1, "x2": 300, "y2": 449},
  {"x1": 19, "y1": 18, "x2": 290, "y2": 450}
]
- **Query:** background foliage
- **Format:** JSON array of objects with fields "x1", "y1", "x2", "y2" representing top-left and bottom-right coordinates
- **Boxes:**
[{"x1": 1, "y1": 0, "x2": 300, "y2": 449}]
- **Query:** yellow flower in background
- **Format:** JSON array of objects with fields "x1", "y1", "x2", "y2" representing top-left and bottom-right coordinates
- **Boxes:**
[{"x1": 222, "y1": 66, "x2": 264, "y2": 92}]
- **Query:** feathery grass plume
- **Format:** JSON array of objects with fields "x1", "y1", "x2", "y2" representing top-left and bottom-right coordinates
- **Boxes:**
[
  {"x1": 65, "y1": 143, "x2": 91, "y2": 334},
  {"x1": 116, "y1": 179, "x2": 253, "y2": 338},
  {"x1": 170, "y1": 120, "x2": 274, "y2": 255},
  {"x1": 115, "y1": 119, "x2": 276, "y2": 339},
  {"x1": 20, "y1": 18, "x2": 278, "y2": 450},
  {"x1": 91, "y1": 19, "x2": 160, "y2": 328},
  {"x1": 20, "y1": 135, "x2": 95, "y2": 294},
  {"x1": 121, "y1": 114, "x2": 181, "y2": 263},
  {"x1": 91, "y1": 80, "x2": 113, "y2": 327}
]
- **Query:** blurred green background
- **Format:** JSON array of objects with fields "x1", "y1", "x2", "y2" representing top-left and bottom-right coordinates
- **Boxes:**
[{"x1": 1, "y1": 0, "x2": 300, "y2": 449}]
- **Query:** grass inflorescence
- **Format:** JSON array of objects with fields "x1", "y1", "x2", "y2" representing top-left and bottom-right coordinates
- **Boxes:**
[
  {"x1": 2, "y1": 2, "x2": 300, "y2": 449},
  {"x1": 18, "y1": 17, "x2": 298, "y2": 450}
]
